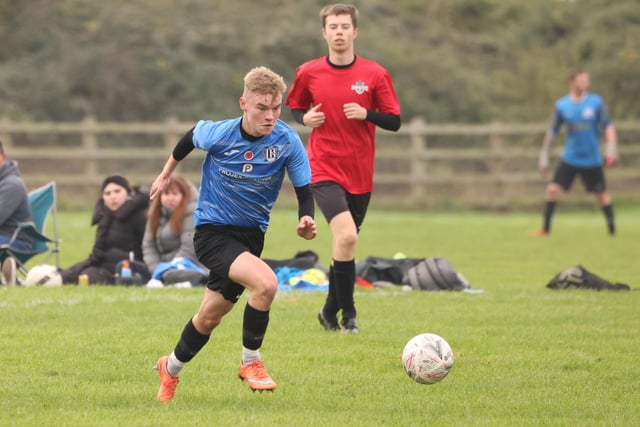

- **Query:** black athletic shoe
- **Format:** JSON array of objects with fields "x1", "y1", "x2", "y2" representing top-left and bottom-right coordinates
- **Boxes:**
[
  {"x1": 317, "y1": 310, "x2": 339, "y2": 331},
  {"x1": 341, "y1": 317, "x2": 359, "y2": 335}
]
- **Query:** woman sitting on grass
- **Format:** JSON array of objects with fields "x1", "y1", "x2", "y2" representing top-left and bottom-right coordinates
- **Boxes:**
[
  {"x1": 59, "y1": 175, "x2": 149, "y2": 285},
  {"x1": 142, "y1": 174, "x2": 207, "y2": 287}
]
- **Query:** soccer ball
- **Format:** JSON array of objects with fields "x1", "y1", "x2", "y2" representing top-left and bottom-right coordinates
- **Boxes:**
[
  {"x1": 24, "y1": 264, "x2": 63, "y2": 287},
  {"x1": 402, "y1": 333, "x2": 454, "y2": 384}
]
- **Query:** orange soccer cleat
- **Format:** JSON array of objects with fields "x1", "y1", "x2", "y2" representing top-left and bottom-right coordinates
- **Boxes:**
[
  {"x1": 238, "y1": 360, "x2": 276, "y2": 391},
  {"x1": 156, "y1": 356, "x2": 179, "y2": 402}
]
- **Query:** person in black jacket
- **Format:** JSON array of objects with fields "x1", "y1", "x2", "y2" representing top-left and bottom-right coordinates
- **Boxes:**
[{"x1": 59, "y1": 175, "x2": 149, "y2": 285}]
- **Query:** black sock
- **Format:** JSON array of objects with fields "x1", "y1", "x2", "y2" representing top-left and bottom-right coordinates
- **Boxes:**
[
  {"x1": 602, "y1": 204, "x2": 615, "y2": 235},
  {"x1": 174, "y1": 318, "x2": 210, "y2": 363},
  {"x1": 543, "y1": 201, "x2": 557, "y2": 233},
  {"x1": 322, "y1": 265, "x2": 339, "y2": 317},
  {"x1": 242, "y1": 303, "x2": 270, "y2": 350},
  {"x1": 333, "y1": 259, "x2": 356, "y2": 320}
]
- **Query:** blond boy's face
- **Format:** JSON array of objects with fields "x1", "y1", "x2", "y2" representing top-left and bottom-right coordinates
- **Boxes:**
[{"x1": 239, "y1": 91, "x2": 283, "y2": 137}]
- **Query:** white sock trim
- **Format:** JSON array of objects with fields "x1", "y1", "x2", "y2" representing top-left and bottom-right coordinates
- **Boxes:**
[
  {"x1": 241, "y1": 347, "x2": 260, "y2": 366},
  {"x1": 167, "y1": 352, "x2": 184, "y2": 377}
]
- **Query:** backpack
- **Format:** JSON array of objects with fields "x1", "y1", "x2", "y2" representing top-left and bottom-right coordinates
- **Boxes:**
[
  {"x1": 402, "y1": 257, "x2": 470, "y2": 291},
  {"x1": 355, "y1": 256, "x2": 423, "y2": 284},
  {"x1": 546, "y1": 265, "x2": 630, "y2": 291}
]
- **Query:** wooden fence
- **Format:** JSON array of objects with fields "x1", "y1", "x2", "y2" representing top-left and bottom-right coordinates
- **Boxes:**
[{"x1": 2, "y1": 116, "x2": 639, "y2": 210}]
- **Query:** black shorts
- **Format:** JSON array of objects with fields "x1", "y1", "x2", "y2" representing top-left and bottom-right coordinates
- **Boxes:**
[
  {"x1": 552, "y1": 161, "x2": 606, "y2": 193},
  {"x1": 193, "y1": 224, "x2": 264, "y2": 303},
  {"x1": 311, "y1": 181, "x2": 371, "y2": 231}
]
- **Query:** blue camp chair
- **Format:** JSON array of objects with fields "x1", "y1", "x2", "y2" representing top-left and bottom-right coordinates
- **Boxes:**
[{"x1": 0, "y1": 181, "x2": 61, "y2": 278}]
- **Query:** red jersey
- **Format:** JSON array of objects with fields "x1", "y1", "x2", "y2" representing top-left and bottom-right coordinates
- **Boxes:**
[{"x1": 286, "y1": 56, "x2": 400, "y2": 194}]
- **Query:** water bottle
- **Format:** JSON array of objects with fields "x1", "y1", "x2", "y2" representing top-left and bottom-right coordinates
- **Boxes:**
[{"x1": 121, "y1": 260, "x2": 132, "y2": 278}]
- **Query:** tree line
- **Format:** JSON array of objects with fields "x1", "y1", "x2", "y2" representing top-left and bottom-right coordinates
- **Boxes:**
[{"x1": 1, "y1": 0, "x2": 638, "y2": 124}]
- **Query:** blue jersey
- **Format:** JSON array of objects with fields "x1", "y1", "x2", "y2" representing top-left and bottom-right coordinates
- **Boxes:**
[
  {"x1": 550, "y1": 93, "x2": 612, "y2": 168},
  {"x1": 192, "y1": 118, "x2": 311, "y2": 232}
]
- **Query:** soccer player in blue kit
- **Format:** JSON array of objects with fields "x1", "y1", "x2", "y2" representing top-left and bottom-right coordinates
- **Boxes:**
[
  {"x1": 150, "y1": 66, "x2": 317, "y2": 402},
  {"x1": 534, "y1": 70, "x2": 618, "y2": 236}
]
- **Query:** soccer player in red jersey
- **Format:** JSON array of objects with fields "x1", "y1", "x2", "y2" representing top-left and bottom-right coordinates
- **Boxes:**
[{"x1": 287, "y1": 3, "x2": 401, "y2": 333}]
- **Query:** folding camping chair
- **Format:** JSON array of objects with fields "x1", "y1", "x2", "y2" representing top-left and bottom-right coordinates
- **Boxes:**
[{"x1": 0, "y1": 181, "x2": 61, "y2": 279}]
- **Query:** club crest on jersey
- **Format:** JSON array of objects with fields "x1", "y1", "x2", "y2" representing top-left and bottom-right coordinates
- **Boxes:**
[
  {"x1": 262, "y1": 145, "x2": 280, "y2": 162},
  {"x1": 582, "y1": 107, "x2": 595, "y2": 120},
  {"x1": 351, "y1": 80, "x2": 369, "y2": 95},
  {"x1": 244, "y1": 151, "x2": 254, "y2": 160},
  {"x1": 263, "y1": 146, "x2": 279, "y2": 162}
]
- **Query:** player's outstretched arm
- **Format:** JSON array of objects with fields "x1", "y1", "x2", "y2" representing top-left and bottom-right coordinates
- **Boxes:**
[
  {"x1": 150, "y1": 155, "x2": 179, "y2": 200},
  {"x1": 151, "y1": 127, "x2": 196, "y2": 199}
]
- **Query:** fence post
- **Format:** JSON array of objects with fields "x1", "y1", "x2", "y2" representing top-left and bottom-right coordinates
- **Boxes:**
[
  {"x1": 81, "y1": 115, "x2": 98, "y2": 178},
  {"x1": 488, "y1": 120, "x2": 509, "y2": 204},
  {"x1": 489, "y1": 120, "x2": 504, "y2": 172},
  {"x1": 408, "y1": 117, "x2": 427, "y2": 200}
]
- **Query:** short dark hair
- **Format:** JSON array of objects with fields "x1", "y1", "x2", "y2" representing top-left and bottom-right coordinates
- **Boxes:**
[
  {"x1": 0, "y1": 139, "x2": 4, "y2": 156},
  {"x1": 569, "y1": 70, "x2": 586, "y2": 82},
  {"x1": 320, "y1": 3, "x2": 359, "y2": 28}
]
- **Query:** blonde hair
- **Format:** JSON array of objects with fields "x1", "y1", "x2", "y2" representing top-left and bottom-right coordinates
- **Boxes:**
[
  {"x1": 243, "y1": 66, "x2": 286, "y2": 98},
  {"x1": 147, "y1": 175, "x2": 192, "y2": 239},
  {"x1": 320, "y1": 3, "x2": 359, "y2": 28}
]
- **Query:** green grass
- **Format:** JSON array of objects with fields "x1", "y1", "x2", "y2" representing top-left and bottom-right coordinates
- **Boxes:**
[{"x1": 2, "y1": 207, "x2": 639, "y2": 426}]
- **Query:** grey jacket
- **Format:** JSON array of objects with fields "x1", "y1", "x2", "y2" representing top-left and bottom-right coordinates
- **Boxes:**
[
  {"x1": 142, "y1": 184, "x2": 207, "y2": 275},
  {"x1": 0, "y1": 160, "x2": 32, "y2": 242}
]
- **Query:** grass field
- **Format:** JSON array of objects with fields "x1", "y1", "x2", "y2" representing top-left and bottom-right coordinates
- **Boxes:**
[{"x1": 1, "y1": 207, "x2": 639, "y2": 426}]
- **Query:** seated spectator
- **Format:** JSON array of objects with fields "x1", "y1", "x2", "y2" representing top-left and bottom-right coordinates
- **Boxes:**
[
  {"x1": 0, "y1": 139, "x2": 32, "y2": 285},
  {"x1": 143, "y1": 175, "x2": 207, "y2": 286},
  {"x1": 59, "y1": 175, "x2": 149, "y2": 285}
]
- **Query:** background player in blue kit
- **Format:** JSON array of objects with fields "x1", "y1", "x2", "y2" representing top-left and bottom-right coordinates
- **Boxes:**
[
  {"x1": 534, "y1": 70, "x2": 618, "y2": 236},
  {"x1": 150, "y1": 66, "x2": 317, "y2": 402}
]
